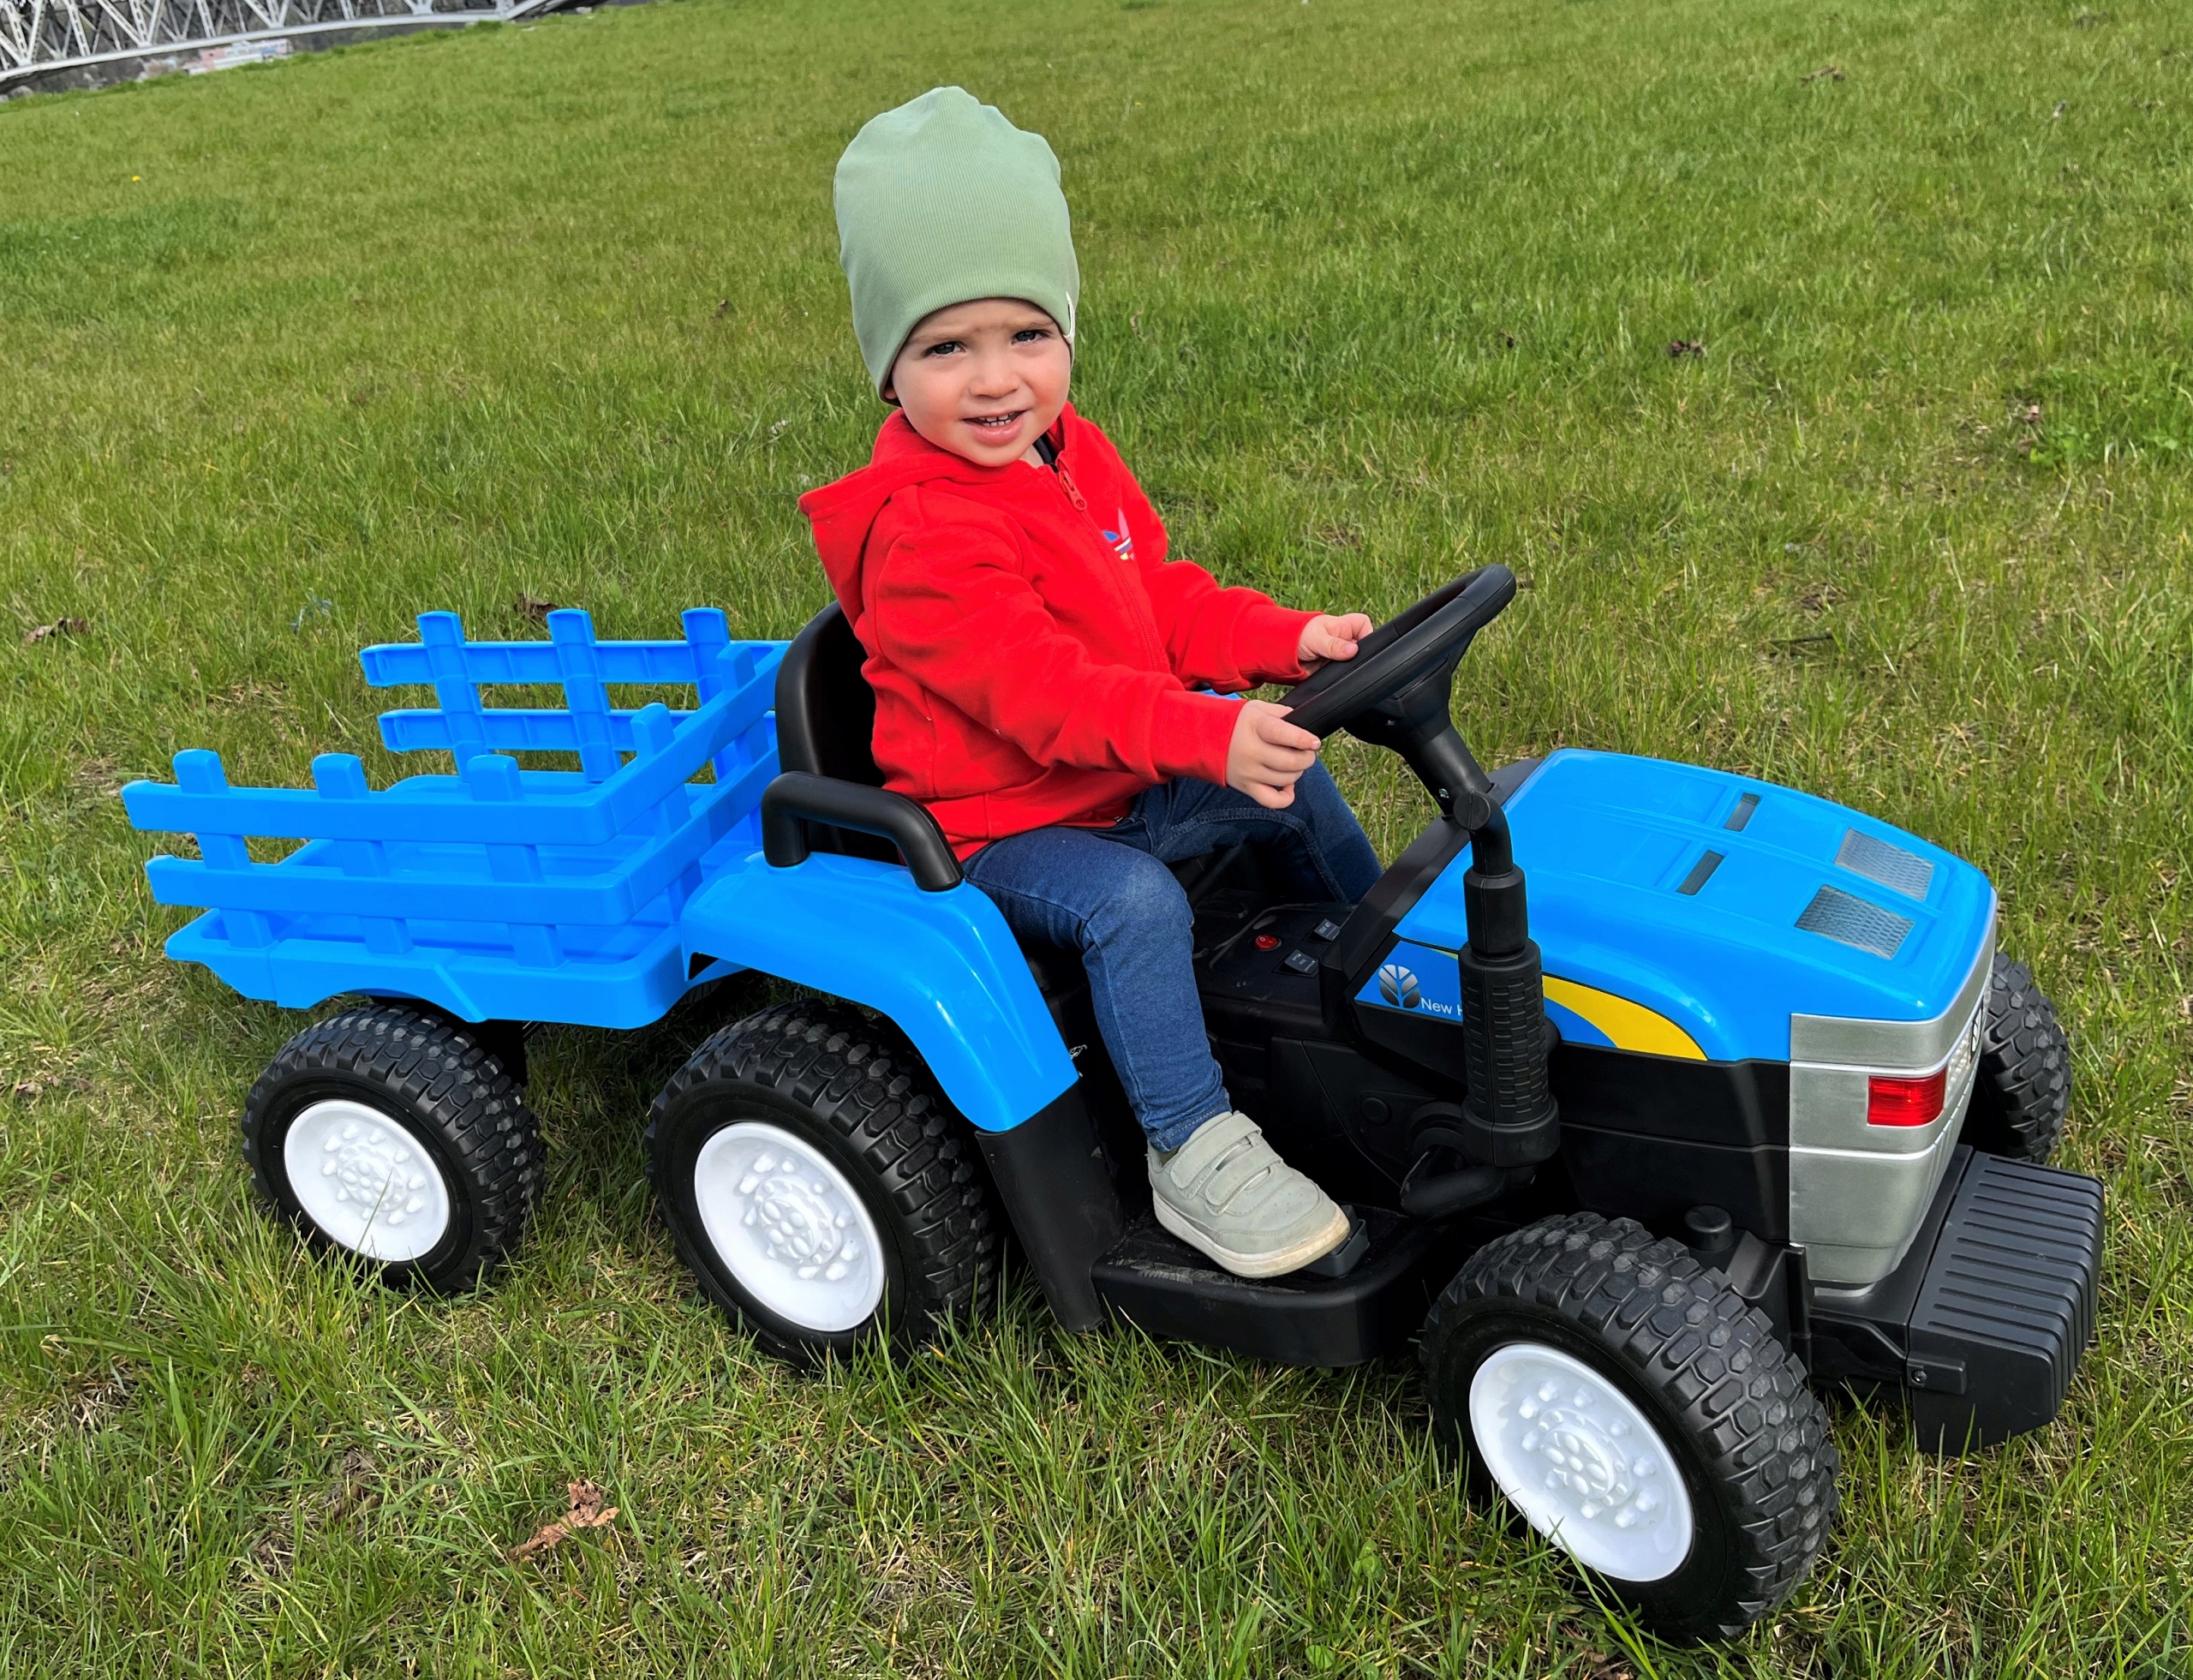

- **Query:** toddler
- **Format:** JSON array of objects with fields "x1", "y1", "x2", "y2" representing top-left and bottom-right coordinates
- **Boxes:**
[{"x1": 799, "y1": 88, "x2": 1383, "y2": 1277}]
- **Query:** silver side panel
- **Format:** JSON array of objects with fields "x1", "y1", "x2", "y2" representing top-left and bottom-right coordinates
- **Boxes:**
[
  {"x1": 1789, "y1": 920, "x2": 1994, "y2": 1069},
  {"x1": 1788, "y1": 922, "x2": 1993, "y2": 1287},
  {"x1": 1790, "y1": 1106, "x2": 1969, "y2": 1286}
]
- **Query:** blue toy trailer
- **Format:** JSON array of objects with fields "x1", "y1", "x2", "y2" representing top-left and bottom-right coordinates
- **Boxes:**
[
  {"x1": 127, "y1": 608, "x2": 781, "y2": 1029},
  {"x1": 122, "y1": 607, "x2": 1074, "y2": 1132},
  {"x1": 127, "y1": 577, "x2": 2104, "y2": 1643}
]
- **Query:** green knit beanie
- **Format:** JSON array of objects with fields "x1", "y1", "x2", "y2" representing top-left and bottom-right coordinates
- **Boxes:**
[{"x1": 833, "y1": 87, "x2": 1079, "y2": 396}]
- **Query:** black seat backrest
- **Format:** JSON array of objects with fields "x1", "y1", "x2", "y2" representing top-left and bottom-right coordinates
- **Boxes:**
[
  {"x1": 774, "y1": 601, "x2": 898, "y2": 866},
  {"x1": 775, "y1": 601, "x2": 884, "y2": 786}
]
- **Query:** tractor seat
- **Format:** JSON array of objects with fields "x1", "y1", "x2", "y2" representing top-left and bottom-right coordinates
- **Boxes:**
[
  {"x1": 772, "y1": 601, "x2": 904, "y2": 871},
  {"x1": 775, "y1": 601, "x2": 885, "y2": 789}
]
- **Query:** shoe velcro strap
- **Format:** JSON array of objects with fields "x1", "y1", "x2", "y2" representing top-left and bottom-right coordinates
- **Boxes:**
[
  {"x1": 1201, "y1": 1144, "x2": 1278, "y2": 1212},
  {"x1": 1168, "y1": 1111, "x2": 1262, "y2": 1186}
]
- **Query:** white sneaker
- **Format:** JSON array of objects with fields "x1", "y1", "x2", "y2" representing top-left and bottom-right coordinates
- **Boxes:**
[{"x1": 1148, "y1": 1111, "x2": 1351, "y2": 1279}]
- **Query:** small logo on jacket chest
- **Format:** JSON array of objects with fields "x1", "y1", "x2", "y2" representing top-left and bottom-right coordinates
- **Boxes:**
[{"x1": 1098, "y1": 507, "x2": 1135, "y2": 564}]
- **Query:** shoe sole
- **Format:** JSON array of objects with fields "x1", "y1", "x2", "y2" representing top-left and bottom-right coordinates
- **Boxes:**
[{"x1": 1151, "y1": 1197, "x2": 1353, "y2": 1280}]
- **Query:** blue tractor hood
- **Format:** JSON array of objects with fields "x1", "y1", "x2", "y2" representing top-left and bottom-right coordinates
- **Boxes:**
[{"x1": 1391, "y1": 750, "x2": 1997, "y2": 1064}]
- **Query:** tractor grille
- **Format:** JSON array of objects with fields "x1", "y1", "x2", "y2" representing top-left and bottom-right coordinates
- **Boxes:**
[
  {"x1": 1837, "y1": 828, "x2": 1935, "y2": 900},
  {"x1": 1796, "y1": 883, "x2": 1915, "y2": 959}
]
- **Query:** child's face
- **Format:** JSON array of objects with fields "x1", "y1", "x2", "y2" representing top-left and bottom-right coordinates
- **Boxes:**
[{"x1": 884, "y1": 297, "x2": 1072, "y2": 469}]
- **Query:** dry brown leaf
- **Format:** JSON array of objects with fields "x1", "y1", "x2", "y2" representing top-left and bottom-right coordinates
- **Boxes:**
[
  {"x1": 508, "y1": 1478, "x2": 620, "y2": 1563},
  {"x1": 1802, "y1": 63, "x2": 1845, "y2": 83},
  {"x1": 1667, "y1": 338, "x2": 1706, "y2": 359},
  {"x1": 23, "y1": 616, "x2": 88, "y2": 645},
  {"x1": 516, "y1": 593, "x2": 558, "y2": 625}
]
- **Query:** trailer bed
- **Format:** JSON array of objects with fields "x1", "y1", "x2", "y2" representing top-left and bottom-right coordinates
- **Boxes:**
[{"x1": 123, "y1": 608, "x2": 786, "y2": 1028}]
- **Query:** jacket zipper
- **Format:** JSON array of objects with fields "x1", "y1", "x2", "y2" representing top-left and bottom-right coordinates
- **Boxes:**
[
  {"x1": 1049, "y1": 451, "x2": 1165, "y2": 663},
  {"x1": 1053, "y1": 458, "x2": 1089, "y2": 511}
]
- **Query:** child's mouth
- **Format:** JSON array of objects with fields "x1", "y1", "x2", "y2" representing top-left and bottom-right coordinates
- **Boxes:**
[{"x1": 965, "y1": 411, "x2": 1025, "y2": 435}]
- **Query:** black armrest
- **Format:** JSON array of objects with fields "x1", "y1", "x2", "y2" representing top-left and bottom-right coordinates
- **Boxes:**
[{"x1": 761, "y1": 772, "x2": 964, "y2": 892}]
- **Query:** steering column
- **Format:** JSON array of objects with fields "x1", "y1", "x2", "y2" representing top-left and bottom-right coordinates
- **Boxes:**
[{"x1": 1280, "y1": 565, "x2": 1561, "y2": 1182}]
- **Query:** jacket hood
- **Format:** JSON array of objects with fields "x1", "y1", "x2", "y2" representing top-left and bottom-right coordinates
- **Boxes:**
[{"x1": 798, "y1": 409, "x2": 1068, "y2": 610}]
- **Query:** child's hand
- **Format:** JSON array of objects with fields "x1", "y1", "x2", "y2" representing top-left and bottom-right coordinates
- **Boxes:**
[
  {"x1": 1227, "y1": 700, "x2": 1321, "y2": 810},
  {"x1": 1298, "y1": 613, "x2": 1375, "y2": 672}
]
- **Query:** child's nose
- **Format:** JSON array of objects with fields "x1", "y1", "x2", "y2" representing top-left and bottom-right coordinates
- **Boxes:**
[{"x1": 967, "y1": 352, "x2": 1021, "y2": 398}]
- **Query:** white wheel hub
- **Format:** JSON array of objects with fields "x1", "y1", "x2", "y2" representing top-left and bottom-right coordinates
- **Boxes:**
[
  {"x1": 283, "y1": 1098, "x2": 455, "y2": 1264},
  {"x1": 1469, "y1": 1341, "x2": 1694, "y2": 1582},
  {"x1": 691, "y1": 1121, "x2": 885, "y2": 1333}
]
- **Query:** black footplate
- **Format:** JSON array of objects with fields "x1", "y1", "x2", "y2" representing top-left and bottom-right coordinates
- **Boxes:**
[
  {"x1": 1089, "y1": 1208, "x2": 1465, "y2": 1368},
  {"x1": 1810, "y1": 1147, "x2": 2104, "y2": 1451}
]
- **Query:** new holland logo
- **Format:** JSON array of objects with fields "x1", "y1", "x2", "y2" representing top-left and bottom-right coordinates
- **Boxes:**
[{"x1": 1377, "y1": 962, "x2": 1421, "y2": 1008}]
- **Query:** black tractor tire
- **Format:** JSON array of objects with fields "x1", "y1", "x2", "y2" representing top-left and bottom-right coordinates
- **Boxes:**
[
  {"x1": 646, "y1": 997, "x2": 998, "y2": 1366},
  {"x1": 1960, "y1": 954, "x2": 2071, "y2": 1163},
  {"x1": 242, "y1": 1003, "x2": 545, "y2": 1292},
  {"x1": 1419, "y1": 1213, "x2": 1837, "y2": 1642}
]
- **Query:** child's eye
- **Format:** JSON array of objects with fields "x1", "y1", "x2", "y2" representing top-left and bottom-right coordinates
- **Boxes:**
[
  {"x1": 923, "y1": 340, "x2": 964, "y2": 357},
  {"x1": 1012, "y1": 328, "x2": 1052, "y2": 344}
]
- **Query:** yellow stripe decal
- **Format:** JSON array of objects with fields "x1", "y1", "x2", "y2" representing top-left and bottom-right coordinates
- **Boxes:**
[{"x1": 1543, "y1": 977, "x2": 1707, "y2": 1061}]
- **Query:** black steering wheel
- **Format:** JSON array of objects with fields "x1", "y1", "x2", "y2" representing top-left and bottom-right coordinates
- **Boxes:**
[{"x1": 1277, "y1": 568, "x2": 1516, "y2": 820}]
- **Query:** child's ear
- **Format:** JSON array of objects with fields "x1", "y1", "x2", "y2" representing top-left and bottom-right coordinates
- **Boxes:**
[{"x1": 878, "y1": 380, "x2": 899, "y2": 407}]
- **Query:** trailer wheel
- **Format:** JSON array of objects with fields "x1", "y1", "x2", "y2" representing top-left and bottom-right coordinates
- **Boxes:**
[
  {"x1": 1960, "y1": 954, "x2": 2071, "y2": 1163},
  {"x1": 1419, "y1": 1213, "x2": 1837, "y2": 1642},
  {"x1": 646, "y1": 998, "x2": 997, "y2": 1365},
  {"x1": 242, "y1": 1003, "x2": 544, "y2": 1291}
]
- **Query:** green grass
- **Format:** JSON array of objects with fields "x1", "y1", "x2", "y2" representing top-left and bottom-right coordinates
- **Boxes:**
[{"x1": 3, "y1": 0, "x2": 2190, "y2": 1671}]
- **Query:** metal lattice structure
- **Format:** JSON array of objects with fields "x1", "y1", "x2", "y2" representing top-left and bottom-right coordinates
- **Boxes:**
[{"x1": 2, "y1": 0, "x2": 560, "y2": 90}]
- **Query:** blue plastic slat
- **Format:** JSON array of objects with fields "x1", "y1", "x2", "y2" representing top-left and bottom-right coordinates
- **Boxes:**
[
  {"x1": 631, "y1": 703, "x2": 697, "y2": 915},
  {"x1": 546, "y1": 610, "x2": 622, "y2": 783},
  {"x1": 376, "y1": 706, "x2": 698, "y2": 756},
  {"x1": 312, "y1": 753, "x2": 410, "y2": 955},
  {"x1": 463, "y1": 751, "x2": 565, "y2": 967},
  {"x1": 683, "y1": 608, "x2": 732, "y2": 705},
  {"x1": 141, "y1": 748, "x2": 778, "y2": 927},
  {"x1": 417, "y1": 613, "x2": 490, "y2": 768},
  {"x1": 630, "y1": 703, "x2": 679, "y2": 767},
  {"x1": 128, "y1": 652, "x2": 780, "y2": 848},
  {"x1": 360, "y1": 629, "x2": 773, "y2": 690},
  {"x1": 171, "y1": 750, "x2": 273, "y2": 950},
  {"x1": 708, "y1": 646, "x2": 762, "y2": 782}
]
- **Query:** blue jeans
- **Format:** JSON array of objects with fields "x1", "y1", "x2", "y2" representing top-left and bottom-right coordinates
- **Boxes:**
[{"x1": 962, "y1": 763, "x2": 1383, "y2": 1151}]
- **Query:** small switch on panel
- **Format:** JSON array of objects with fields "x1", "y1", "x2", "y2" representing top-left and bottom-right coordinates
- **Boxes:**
[
  {"x1": 1311, "y1": 919, "x2": 1342, "y2": 942},
  {"x1": 1282, "y1": 950, "x2": 1318, "y2": 975}
]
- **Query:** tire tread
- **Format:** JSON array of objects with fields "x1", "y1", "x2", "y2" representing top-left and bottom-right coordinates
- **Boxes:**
[
  {"x1": 645, "y1": 997, "x2": 996, "y2": 1359},
  {"x1": 1963, "y1": 954, "x2": 2070, "y2": 1163},
  {"x1": 1421, "y1": 1212, "x2": 1837, "y2": 1641},
  {"x1": 242, "y1": 1003, "x2": 543, "y2": 1289}
]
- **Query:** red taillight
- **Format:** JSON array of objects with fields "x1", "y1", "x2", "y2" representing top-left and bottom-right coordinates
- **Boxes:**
[{"x1": 1867, "y1": 1068, "x2": 1947, "y2": 1127}]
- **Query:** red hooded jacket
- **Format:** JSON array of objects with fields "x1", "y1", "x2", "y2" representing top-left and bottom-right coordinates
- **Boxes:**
[{"x1": 798, "y1": 406, "x2": 1317, "y2": 856}]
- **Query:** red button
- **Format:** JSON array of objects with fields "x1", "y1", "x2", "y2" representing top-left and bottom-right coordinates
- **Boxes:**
[{"x1": 1253, "y1": 934, "x2": 1281, "y2": 951}]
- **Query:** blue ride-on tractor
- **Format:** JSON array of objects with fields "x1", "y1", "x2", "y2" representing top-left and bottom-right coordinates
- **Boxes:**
[{"x1": 124, "y1": 568, "x2": 2102, "y2": 1639}]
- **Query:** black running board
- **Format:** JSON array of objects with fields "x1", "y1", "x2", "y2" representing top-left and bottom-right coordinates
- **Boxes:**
[
  {"x1": 1089, "y1": 1209, "x2": 1467, "y2": 1368},
  {"x1": 1808, "y1": 1147, "x2": 2104, "y2": 1451}
]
